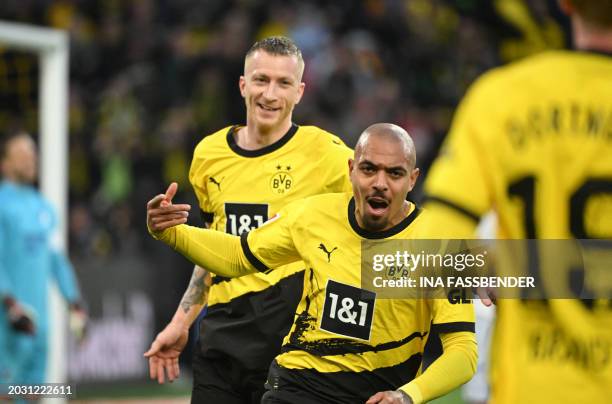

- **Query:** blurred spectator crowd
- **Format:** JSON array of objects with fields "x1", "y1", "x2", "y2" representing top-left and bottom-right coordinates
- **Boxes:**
[{"x1": 0, "y1": 0, "x2": 567, "y2": 261}]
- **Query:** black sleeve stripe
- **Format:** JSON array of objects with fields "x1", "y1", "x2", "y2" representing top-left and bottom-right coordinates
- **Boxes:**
[
  {"x1": 431, "y1": 321, "x2": 475, "y2": 334},
  {"x1": 422, "y1": 195, "x2": 481, "y2": 223},
  {"x1": 211, "y1": 275, "x2": 230, "y2": 285},
  {"x1": 200, "y1": 209, "x2": 214, "y2": 226},
  {"x1": 240, "y1": 232, "x2": 269, "y2": 272}
]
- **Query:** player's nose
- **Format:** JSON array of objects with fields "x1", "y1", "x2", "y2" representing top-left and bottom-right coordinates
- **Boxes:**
[
  {"x1": 262, "y1": 83, "x2": 278, "y2": 100},
  {"x1": 372, "y1": 170, "x2": 388, "y2": 191}
]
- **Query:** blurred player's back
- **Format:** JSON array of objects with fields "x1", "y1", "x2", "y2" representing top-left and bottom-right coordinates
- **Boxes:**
[
  {"x1": 427, "y1": 50, "x2": 612, "y2": 239},
  {"x1": 424, "y1": 8, "x2": 612, "y2": 402}
]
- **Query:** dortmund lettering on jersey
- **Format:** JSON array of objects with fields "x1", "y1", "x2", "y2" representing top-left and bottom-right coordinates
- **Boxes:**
[
  {"x1": 241, "y1": 193, "x2": 475, "y2": 398},
  {"x1": 189, "y1": 123, "x2": 353, "y2": 369},
  {"x1": 424, "y1": 50, "x2": 612, "y2": 404}
]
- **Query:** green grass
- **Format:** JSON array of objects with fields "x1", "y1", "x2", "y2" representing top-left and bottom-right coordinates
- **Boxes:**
[{"x1": 74, "y1": 380, "x2": 191, "y2": 399}]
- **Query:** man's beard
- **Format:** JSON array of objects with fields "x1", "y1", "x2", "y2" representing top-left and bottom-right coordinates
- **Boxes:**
[{"x1": 362, "y1": 214, "x2": 388, "y2": 232}]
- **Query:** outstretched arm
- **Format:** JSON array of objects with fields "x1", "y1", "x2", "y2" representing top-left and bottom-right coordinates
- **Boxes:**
[
  {"x1": 367, "y1": 331, "x2": 477, "y2": 404},
  {"x1": 404, "y1": 331, "x2": 477, "y2": 404},
  {"x1": 145, "y1": 185, "x2": 219, "y2": 384},
  {"x1": 144, "y1": 265, "x2": 211, "y2": 384},
  {"x1": 146, "y1": 183, "x2": 258, "y2": 278}
]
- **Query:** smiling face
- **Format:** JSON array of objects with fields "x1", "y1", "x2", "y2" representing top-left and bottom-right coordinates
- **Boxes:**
[
  {"x1": 239, "y1": 50, "x2": 305, "y2": 134},
  {"x1": 349, "y1": 127, "x2": 420, "y2": 232}
]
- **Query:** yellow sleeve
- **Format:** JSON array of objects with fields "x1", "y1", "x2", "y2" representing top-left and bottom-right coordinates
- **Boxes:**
[
  {"x1": 150, "y1": 198, "x2": 305, "y2": 275},
  {"x1": 321, "y1": 135, "x2": 353, "y2": 193},
  {"x1": 151, "y1": 224, "x2": 257, "y2": 277},
  {"x1": 189, "y1": 136, "x2": 214, "y2": 216},
  {"x1": 399, "y1": 331, "x2": 478, "y2": 403},
  {"x1": 243, "y1": 199, "x2": 304, "y2": 268},
  {"x1": 420, "y1": 202, "x2": 480, "y2": 239},
  {"x1": 424, "y1": 76, "x2": 497, "y2": 227},
  {"x1": 431, "y1": 292, "x2": 476, "y2": 327}
]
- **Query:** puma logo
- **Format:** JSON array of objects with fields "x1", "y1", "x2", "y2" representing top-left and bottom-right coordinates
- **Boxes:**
[
  {"x1": 318, "y1": 243, "x2": 338, "y2": 263},
  {"x1": 209, "y1": 176, "x2": 222, "y2": 191}
]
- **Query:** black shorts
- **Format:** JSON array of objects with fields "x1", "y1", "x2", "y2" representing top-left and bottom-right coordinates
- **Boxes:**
[
  {"x1": 261, "y1": 361, "x2": 326, "y2": 404},
  {"x1": 191, "y1": 351, "x2": 268, "y2": 404},
  {"x1": 261, "y1": 357, "x2": 422, "y2": 404}
]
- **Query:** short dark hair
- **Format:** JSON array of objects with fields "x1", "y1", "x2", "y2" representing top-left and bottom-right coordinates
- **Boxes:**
[
  {"x1": 570, "y1": 0, "x2": 612, "y2": 28},
  {"x1": 245, "y1": 36, "x2": 305, "y2": 80},
  {"x1": 246, "y1": 36, "x2": 303, "y2": 62}
]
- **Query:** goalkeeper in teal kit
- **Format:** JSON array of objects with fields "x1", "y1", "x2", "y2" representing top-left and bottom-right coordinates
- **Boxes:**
[{"x1": 0, "y1": 131, "x2": 86, "y2": 384}]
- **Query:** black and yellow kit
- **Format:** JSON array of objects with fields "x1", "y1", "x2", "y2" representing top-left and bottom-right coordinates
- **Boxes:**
[
  {"x1": 189, "y1": 124, "x2": 352, "y2": 370},
  {"x1": 424, "y1": 50, "x2": 612, "y2": 403},
  {"x1": 155, "y1": 193, "x2": 477, "y2": 403}
]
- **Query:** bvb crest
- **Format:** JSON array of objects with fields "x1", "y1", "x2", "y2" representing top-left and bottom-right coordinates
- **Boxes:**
[{"x1": 270, "y1": 164, "x2": 293, "y2": 194}]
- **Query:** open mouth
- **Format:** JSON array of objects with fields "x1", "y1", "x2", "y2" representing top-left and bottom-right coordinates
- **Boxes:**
[
  {"x1": 366, "y1": 197, "x2": 389, "y2": 216},
  {"x1": 258, "y1": 103, "x2": 280, "y2": 112}
]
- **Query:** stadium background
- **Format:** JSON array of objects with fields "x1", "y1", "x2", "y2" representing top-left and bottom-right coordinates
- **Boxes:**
[{"x1": 0, "y1": 0, "x2": 569, "y2": 402}]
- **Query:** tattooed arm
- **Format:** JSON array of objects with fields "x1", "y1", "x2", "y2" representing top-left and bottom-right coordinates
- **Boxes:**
[
  {"x1": 144, "y1": 215, "x2": 214, "y2": 384},
  {"x1": 170, "y1": 264, "x2": 212, "y2": 335},
  {"x1": 179, "y1": 264, "x2": 211, "y2": 318},
  {"x1": 144, "y1": 264, "x2": 212, "y2": 384}
]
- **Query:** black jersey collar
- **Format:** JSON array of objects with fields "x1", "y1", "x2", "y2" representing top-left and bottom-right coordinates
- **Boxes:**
[
  {"x1": 348, "y1": 197, "x2": 421, "y2": 239},
  {"x1": 227, "y1": 123, "x2": 299, "y2": 157}
]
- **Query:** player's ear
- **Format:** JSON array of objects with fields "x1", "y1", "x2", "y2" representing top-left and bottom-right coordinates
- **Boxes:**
[
  {"x1": 294, "y1": 82, "x2": 305, "y2": 105},
  {"x1": 348, "y1": 158, "x2": 355, "y2": 173},
  {"x1": 239, "y1": 76, "x2": 246, "y2": 97},
  {"x1": 407, "y1": 167, "x2": 420, "y2": 191}
]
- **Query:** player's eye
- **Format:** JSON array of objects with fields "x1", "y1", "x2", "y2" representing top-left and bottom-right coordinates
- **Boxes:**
[{"x1": 361, "y1": 165, "x2": 376, "y2": 174}]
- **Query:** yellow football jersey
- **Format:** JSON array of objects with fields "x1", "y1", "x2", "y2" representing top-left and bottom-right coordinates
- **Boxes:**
[
  {"x1": 243, "y1": 192, "x2": 475, "y2": 401},
  {"x1": 189, "y1": 124, "x2": 353, "y2": 369},
  {"x1": 424, "y1": 50, "x2": 612, "y2": 403}
]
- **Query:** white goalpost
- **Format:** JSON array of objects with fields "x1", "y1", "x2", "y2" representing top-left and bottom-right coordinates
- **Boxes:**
[{"x1": 0, "y1": 20, "x2": 69, "y2": 401}]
